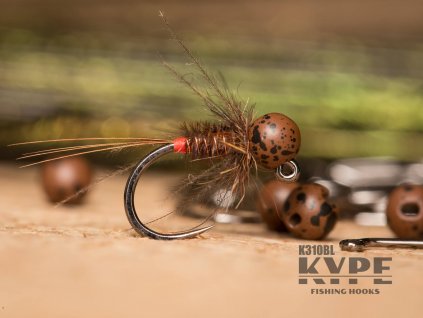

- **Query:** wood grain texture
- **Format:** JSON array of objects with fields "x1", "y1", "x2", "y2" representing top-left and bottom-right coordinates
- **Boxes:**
[{"x1": 0, "y1": 163, "x2": 422, "y2": 318}]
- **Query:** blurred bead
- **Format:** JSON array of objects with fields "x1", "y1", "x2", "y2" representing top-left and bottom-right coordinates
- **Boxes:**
[
  {"x1": 386, "y1": 184, "x2": 423, "y2": 239},
  {"x1": 282, "y1": 183, "x2": 338, "y2": 240},
  {"x1": 41, "y1": 157, "x2": 93, "y2": 205},
  {"x1": 256, "y1": 180, "x2": 298, "y2": 232},
  {"x1": 248, "y1": 113, "x2": 301, "y2": 169}
]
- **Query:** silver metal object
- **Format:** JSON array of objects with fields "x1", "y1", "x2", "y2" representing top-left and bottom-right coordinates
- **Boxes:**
[
  {"x1": 182, "y1": 204, "x2": 262, "y2": 224},
  {"x1": 354, "y1": 212, "x2": 387, "y2": 227},
  {"x1": 322, "y1": 158, "x2": 423, "y2": 223},
  {"x1": 214, "y1": 211, "x2": 261, "y2": 224},
  {"x1": 276, "y1": 159, "x2": 300, "y2": 182},
  {"x1": 124, "y1": 143, "x2": 214, "y2": 240},
  {"x1": 340, "y1": 238, "x2": 423, "y2": 252},
  {"x1": 125, "y1": 145, "x2": 300, "y2": 238},
  {"x1": 329, "y1": 157, "x2": 406, "y2": 188}
]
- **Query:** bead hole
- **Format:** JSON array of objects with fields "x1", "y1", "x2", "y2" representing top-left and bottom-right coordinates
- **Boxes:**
[
  {"x1": 289, "y1": 213, "x2": 302, "y2": 227},
  {"x1": 401, "y1": 203, "x2": 420, "y2": 216}
]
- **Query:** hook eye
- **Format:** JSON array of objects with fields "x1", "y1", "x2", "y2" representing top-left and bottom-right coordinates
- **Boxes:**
[{"x1": 275, "y1": 159, "x2": 300, "y2": 182}]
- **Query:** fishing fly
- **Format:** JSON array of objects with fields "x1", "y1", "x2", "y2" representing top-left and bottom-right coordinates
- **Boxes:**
[{"x1": 10, "y1": 12, "x2": 302, "y2": 240}]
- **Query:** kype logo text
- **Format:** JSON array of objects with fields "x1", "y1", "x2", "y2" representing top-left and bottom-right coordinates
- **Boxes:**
[{"x1": 298, "y1": 245, "x2": 392, "y2": 295}]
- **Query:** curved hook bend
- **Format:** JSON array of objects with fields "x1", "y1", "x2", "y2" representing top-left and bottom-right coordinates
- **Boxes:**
[{"x1": 124, "y1": 143, "x2": 214, "y2": 240}]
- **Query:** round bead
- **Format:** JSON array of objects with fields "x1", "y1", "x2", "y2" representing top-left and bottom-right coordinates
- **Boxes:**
[
  {"x1": 386, "y1": 184, "x2": 423, "y2": 239},
  {"x1": 256, "y1": 180, "x2": 299, "y2": 232},
  {"x1": 41, "y1": 157, "x2": 93, "y2": 204},
  {"x1": 248, "y1": 113, "x2": 301, "y2": 169},
  {"x1": 282, "y1": 183, "x2": 338, "y2": 240}
]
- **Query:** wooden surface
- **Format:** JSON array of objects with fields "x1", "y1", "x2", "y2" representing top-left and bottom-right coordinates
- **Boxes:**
[{"x1": 0, "y1": 163, "x2": 422, "y2": 318}]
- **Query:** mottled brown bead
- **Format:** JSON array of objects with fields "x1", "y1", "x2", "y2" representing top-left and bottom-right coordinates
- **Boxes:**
[
  {"x1": 386, "y1": 184, "x2": 423, "y2": 239},
  {"x1": 282, "y1": 183, "x2": 338, "y2": 240},
  {"x1": 248, "y1": 113, "x2": 301, "y2": 169},
  {"x1": 256, "y1": 180, "x2": 299, "y2": 232},
  {"x1": 41, "y1": 157, "x2": 93, "y2": 204}
]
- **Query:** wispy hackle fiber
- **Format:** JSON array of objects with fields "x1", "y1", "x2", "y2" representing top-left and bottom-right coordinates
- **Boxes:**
[{"x1": 10, "y1": 11, "x2": 259, "y2": 215}]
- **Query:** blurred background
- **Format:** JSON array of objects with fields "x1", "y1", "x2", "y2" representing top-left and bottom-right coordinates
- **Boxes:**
[
  {"x1": 0, "y1": 0, "x2": 422, "y2": 164},
  {"x1": 1, "y1": 4, "x2": 423, "y2": 316}
]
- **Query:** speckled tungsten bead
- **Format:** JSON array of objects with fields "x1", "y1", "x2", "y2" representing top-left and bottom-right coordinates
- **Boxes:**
[
  {"x1": 386, "y1": 184, "x2": 423, "y2": 239},
  {"x1": 282, "y1": 183, "x2": 338, "y2": 240},
  {"x1": 248, "y1": 113, "x2": 301, "y2": 170},
  {"x1": 41, "y1": 157, "x2": 92, "y2": 204},
  {"x1": 256, "y1": 180, "x2": 299, "y2": 232}
]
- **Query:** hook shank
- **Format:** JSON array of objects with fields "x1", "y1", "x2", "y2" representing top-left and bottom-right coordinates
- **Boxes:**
[{"x1": 340, "y1": 238, "x2": 423, "y2": 252}]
